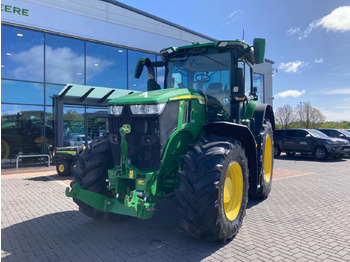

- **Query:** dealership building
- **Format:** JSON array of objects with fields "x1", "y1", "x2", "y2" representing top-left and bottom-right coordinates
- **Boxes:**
[{"x1": 1, "y1": 0, "x2": 273, "y2": 166}]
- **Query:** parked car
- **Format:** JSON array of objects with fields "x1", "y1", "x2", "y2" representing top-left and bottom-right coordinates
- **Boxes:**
[
  {"x1": 67, "y1": 134, "x2": 92, "y2": 146},
  {"x1": 317, "y1": 129, "x2": 350, "y2": 142},
  {"x1": 274, "y1": 128, "x2": 350, "y2": 160},
  {"x1": 318, "y1": 129, "x2": 350, "y2": 157}
]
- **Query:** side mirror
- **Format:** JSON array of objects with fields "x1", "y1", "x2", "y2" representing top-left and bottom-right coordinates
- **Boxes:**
[
  {"x1": 134, "y1": 58, "x2": 145, "y2": 79},
  {"x1": 306, "y1": 134, "x2": 311, "y2": 138},
  {"x1": 253, "y1": 38, "x2": 266, "y2": 64},
  {"x1": 339, "y1": 134, "x2": 345, "y2": 138}
]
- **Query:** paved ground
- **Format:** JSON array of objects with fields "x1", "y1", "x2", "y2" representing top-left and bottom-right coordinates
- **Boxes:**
[{"x1": 2, "y1": 156, "x2": 350, "y2": 261}]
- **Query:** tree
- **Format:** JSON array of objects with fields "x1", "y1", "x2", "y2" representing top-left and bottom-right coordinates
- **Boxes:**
[
  {"x1": 275, "y1": 104, "x2": 296, "y2": 129},
  {"x1": 296, "y1": 101, "x2": 325, "y2": 128}
]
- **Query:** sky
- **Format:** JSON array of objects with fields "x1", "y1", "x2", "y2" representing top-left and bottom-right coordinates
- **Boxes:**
[{"x1": 118, "y1": 0, "x2": 350, "y2": 121}]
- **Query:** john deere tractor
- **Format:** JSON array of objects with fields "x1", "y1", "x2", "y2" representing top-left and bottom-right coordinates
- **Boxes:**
[{"x1": 66, "y1": 39, "x2": 275, "y2": 243}]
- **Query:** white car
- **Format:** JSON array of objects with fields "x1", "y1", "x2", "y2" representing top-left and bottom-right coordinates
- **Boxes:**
[{"x1": 68, "y1": 134, "x2": 92, "y2": 146}]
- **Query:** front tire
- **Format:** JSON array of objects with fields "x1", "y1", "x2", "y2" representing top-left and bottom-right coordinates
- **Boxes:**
[
  {"x1": 314, "y1": 146, "x2": 328, "y2": 160},
  {"x1": 176, "y1": 136, "x2": 249, "y2": 243},
  {"x1": 56, "y1": 160, "x2": 70, "y2": 176},
  {"x1": 71, "y1": 136, "x2": 124, "y2": 221}
]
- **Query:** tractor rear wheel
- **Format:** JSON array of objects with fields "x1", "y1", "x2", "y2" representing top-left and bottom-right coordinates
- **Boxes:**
[
  {"x1": 176, "y1": 136, "x2": 249, "y2": 243},
  {"x1": 254, "y1": 119, "x2": 274, "y2": 199},
  {"x1": 71, "y1": 136, "x2": 124, "y2": 221}
]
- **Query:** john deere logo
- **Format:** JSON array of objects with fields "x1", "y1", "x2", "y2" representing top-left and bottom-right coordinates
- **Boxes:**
[{"x1": 1, "y1": 4, "x2": 29, "y2": 16}]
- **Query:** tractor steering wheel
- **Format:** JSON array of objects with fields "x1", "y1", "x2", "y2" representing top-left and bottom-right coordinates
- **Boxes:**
[{"x1": 195, "y1": 73, "x2": 211, "y2": 83}]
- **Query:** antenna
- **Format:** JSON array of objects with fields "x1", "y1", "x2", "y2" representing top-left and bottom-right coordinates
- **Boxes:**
[{"x1": 242, "y1": 29, "x2": 245, "y2": 40}]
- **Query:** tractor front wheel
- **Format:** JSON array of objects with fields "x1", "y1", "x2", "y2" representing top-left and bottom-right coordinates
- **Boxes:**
[
  {"x1": 71, "y1": 136, "x2": 124, "y2": 221},
  {"x1": 176, "y1": 136, "x2": 249, "y2": 243}
]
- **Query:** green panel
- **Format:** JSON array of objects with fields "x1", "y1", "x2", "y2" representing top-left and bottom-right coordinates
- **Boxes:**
[
  {"x1": 244, "y1": 101, "x2": 258, "y2": 120},
  {"x1": 108, "y1": 88, "x2": 204, "y2": 105}
]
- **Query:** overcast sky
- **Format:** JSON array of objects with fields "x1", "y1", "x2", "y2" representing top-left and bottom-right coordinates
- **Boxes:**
[{"x1": 118, "y1": 0, "x2": 350, "y2": 121}]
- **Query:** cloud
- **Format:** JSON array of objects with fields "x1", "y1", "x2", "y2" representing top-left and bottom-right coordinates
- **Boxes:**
[
  {"x1": 288, "y1": 6, "x2": 350, "y2": 40},
  {"x1": 286, "y1": 27, "x2": 301, "y2": 35},
  {"x1": 10, "y1": 45, "x2": 114, "y2": 84},
  {"x1": 319, "y1": 6, "x2": 350, "y2": 32},
  {"x1": 275, "y1": 89, "x2": 306, "y2": 98},
  {"x1": 224, "y1": 10, "x2": 242, "y2": 25},
  {"x1": 278, "y1": 61, "x2": 308, "y2": 73},
  {"x1": 323, "y1": 88, "x2": 350, "y2": 95},
  {"x1": 314, "y1": 58, "x2": 324, "y2": 63},
  {"x1": 321, "y1": 109, "x2": 350, "y2": 121}
]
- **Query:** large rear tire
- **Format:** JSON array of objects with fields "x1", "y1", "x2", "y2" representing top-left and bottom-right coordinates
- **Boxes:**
[
  {"x1": 254, "y1": 119, "x2": 274, "y2": 199},
  {"x1": 71, "y1": 136, "x2": 124, "y2": 221},
  {"x1": 176, "y1": 136, "x2": 249, "y2": 243}
]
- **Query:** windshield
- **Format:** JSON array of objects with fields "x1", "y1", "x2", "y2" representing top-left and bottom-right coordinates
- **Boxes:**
[
  {"x1": 308, "y1": 129, "x2": 329, "y2": 138},
  {"x1": 340, "y1": 129, "x2": 350, "y2": 137},
  {"x1": 166, "y1": 50, "x2": 231, "y2": 119}
]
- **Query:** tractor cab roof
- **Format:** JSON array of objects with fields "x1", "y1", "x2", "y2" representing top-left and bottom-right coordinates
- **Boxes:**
[{"x1": 160, "y1": 40, "x2": 257, "y2": 64}]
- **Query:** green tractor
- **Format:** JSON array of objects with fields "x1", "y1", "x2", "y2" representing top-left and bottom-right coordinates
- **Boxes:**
[{"x1": 66, "y1": 39, "x2": 275, "y2": 243}]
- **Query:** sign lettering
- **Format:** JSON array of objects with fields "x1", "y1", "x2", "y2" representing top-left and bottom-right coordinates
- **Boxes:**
[{"x1": 1, "y1": 4, "x2": 29, "y2": 16}]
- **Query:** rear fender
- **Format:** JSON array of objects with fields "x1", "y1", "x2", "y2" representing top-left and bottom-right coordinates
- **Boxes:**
[
  {"x1": 252, "y1": 104, "x2": 275, "y2": 135},
  {"x1": 203, "y1": 122, "x2": 259, "y2": 194}
]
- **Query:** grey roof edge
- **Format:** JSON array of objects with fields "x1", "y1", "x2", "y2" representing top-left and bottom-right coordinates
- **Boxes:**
[{"x1": 100, "y1": 0, "x2": 217, "y2": 42}]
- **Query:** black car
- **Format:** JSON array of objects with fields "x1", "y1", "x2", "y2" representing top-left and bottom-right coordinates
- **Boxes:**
[
  {"x1": 317, "y1": 129, "x2": 350, "y2": 142},
  {"x1": 274, "y1": 128, "x2": 350, "y2": 160}
]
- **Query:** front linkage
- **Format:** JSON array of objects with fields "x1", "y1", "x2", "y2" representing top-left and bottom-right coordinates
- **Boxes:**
[{"x1": 66, "y1": 124, "x2": 160, "y2": 219}]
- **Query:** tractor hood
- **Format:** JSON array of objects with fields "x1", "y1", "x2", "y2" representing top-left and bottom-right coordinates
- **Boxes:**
[{"x1": 108, "y1": 88, "x2": 204, "y2": 105}]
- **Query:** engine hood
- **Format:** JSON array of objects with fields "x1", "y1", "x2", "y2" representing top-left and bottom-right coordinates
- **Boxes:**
[{"x1": 108, "y1": 88, "x2": 204, "y2": 105}]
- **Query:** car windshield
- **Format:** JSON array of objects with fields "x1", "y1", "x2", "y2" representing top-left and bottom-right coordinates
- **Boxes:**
[
  {"x1": 308, "y1": 129, "x2": 329, "y2": 138},
  {"x1": 340, "y1": 130, "x2": 350, "y2": 137}
]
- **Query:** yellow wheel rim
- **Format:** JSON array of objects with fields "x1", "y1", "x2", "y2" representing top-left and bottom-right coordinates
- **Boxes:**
[
  {"x1": 58, "y1": 164, "x2": 65, "y2": 173},
  {"x1": 264, "y1": 135, "x2": 272, "y2": 183},
  {"x1": 223, "y1": 161, "x2": 243, "y2": 221}
]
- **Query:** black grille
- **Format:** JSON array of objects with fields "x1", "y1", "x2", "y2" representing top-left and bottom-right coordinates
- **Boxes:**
[{"x1": 109, "y1": 102, "x2": 179, "y2": 170}]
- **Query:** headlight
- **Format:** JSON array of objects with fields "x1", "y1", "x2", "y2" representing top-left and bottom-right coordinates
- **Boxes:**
[
  {"x1": 109, "y1": 105, "x2": 123, "y2": 115},
  {"x1": 130, "y1": 103, "x2": 166, "y2": 115}
]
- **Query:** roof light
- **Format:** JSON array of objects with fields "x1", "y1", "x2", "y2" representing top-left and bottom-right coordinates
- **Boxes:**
[
  {"x1": 218, "y1": 42, "x2": 228, "y2": 47},
  {"x1": 17, "y1": 33, "x2": 23, "y2": 37},
  {"x1": 118, "y1": 50, "x2": 123, "y2": 53}
]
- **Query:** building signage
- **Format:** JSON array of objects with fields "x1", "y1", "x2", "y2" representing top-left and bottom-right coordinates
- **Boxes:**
[{"x1": 1, "y1": 3, "x2": 29, "y2": 16}]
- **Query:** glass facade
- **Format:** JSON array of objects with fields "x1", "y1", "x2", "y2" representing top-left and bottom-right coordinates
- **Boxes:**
[{"x1": 1, "y1": 24, "x2": 160, "y2": 166}]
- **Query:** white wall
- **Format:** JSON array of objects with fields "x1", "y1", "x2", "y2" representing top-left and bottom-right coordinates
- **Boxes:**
[
  {"x1": 1, "y1": 0, "x2": 214, "y2": 53},
  {"x1": 254, "y1": 60, "x2": 274, "y2": 107}
]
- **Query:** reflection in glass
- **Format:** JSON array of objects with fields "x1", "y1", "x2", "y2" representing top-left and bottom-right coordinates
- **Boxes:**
[
  {"x1": 157, "y1": 56, "x2": 165, "y2": 89},
  {"x1": 1, "y1": 105, "x2": 48, "y2": 160},
  {"x1": 253, "y1": 73, "x2": 264, "y2": 102},
  {"x1": 1, "y1": 80, "x2": 44, "y2": 105},
  {"x1": 63, "y1": 107, "x2": 85, "y2": 146},
  {"x1": 86, "y1": 107, "x2": 109, "y2": 140},
  {"x1": 45, "y1": 34, "x2": 84, "y2": 84},
  {"x1": 128, "y1": 50, "x2": 156, "y2": 91},
  {"x1": 46, "y1": 84, "x2": 65, "y2": 105},
  {"x1": 1, "y1": 25, "x2": 44, "y2": 82},
  {"x1": 86, "y1": 42, "x2": 127, "y2": 89}
]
